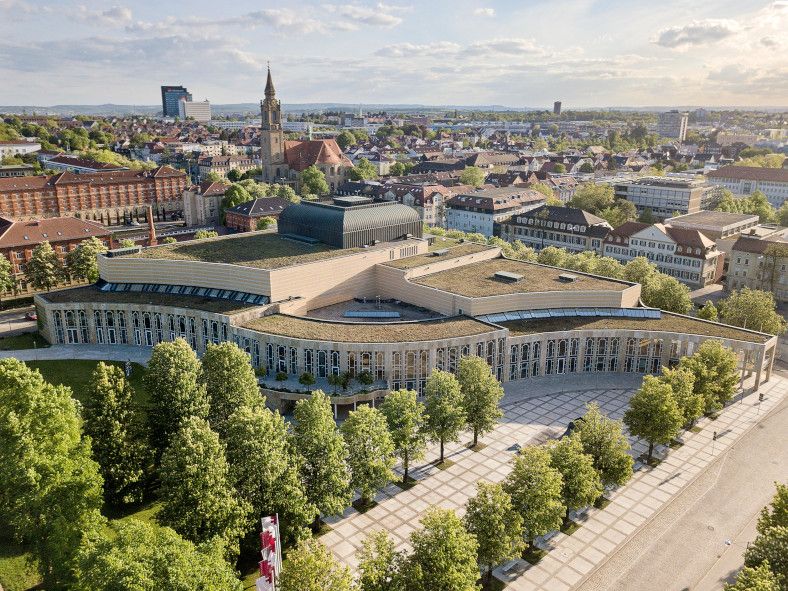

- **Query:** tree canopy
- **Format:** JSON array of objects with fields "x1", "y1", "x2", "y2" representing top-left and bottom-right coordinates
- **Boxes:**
[
  {"x1": 573, "y1": 402, "x2": 633, "y2": 488},
  {"x1": 280, "y1": 539, "x2": 354, "y2": 591},
  {"x1": 624, "y1": 375, "x2": 683, "y2": 461},
  {"x1": 380, "y1": 389, "x2": 426, "y2": 482},
  {"x1": 341, "y1": 404, "x2": 396, "y2": 506},
  {"x1": 300, "y1": 165, "x2": 330, "y2": 195},
  {"x1": 719, "y1": 288, "x2": 787, "y2": 335},
  {"x1": 458, "y1": 356, "x2": 504, "y2": 447},
  {"x1": 459, "y1": 166, "x2": 485, "y2": 187}
]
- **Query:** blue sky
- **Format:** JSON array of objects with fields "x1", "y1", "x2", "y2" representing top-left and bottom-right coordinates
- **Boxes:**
[{"x1": 0, "y1": 0, "x2": 786, "y2": 107}]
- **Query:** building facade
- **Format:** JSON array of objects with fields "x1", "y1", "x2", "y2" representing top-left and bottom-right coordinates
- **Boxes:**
[
  {"x1": 497, "y1": 205, "x2": 611, "y2": 254},
  {"x1": 0, "y1": 140, "x2": 41, "y2": 159},
  {"x1": 161, "y1": 85, "x2": 192, "y2": 117},
  {"x1": 197, "y1": 155, "x2": 257, "y2": 180},
  {"x1": 182, "y1": 181, "x2": 229, "y2": 227},
  {"x1": 224, "y1": 197, "x2": 290, "y2": 232},
  {"x1": 614, "y1": 176, "x2": 720, "y2": 219},
  {"x1": 446, "y1": 187, "x2": 545, "y2": 236},
  {"x1": 178, "y1": 99, "x2": 211, "y2": 122},
  {"x1": 378, "y1": 183, "x2": 452, "y2": 227},
  {"x1": 657, "y1": 111, "x2": 688, "y2": 141},
  {"x1": 707, "y1": 166, "x2": 788, "y2": 208},
  {"x1": 728, "y1": 236, "x2": 788, "y2": 303}
]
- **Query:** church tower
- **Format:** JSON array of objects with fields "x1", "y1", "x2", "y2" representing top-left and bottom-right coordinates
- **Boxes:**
[{"x1": 260, "y1": 65, "x2": 284, "y2": 171}]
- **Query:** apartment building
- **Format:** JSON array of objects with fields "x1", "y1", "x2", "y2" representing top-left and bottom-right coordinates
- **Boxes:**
[
  {"x1": 445, "y1": 187, "x2": 545, "y2": 236},
  {"x1": 614, "y1": 176, "x2": 720, "y2": 219},
  {"x1": 657, "y1": 110, "x2": 688, "y2": 141},
  {"x1": 497, "y1": 205, "x2": 611, "y2": 254},
  {"x1": 728, "y1": 235, "x2": 788, "y2": 303}
]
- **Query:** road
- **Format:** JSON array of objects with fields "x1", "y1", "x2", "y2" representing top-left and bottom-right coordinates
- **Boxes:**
[
  {"x1": 0, "y1": 305, "x2": 35, "y2": 336},
  {"x1": 576, "y1": 367, "x2": 788, "y2": 591}
]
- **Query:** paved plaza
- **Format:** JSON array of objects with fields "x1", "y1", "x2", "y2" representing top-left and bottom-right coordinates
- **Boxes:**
[{"x1": 320, "y1": 373, "x2": 787, "y2": 591}]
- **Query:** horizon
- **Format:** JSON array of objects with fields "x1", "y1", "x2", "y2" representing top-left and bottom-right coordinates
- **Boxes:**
[{"x1": 1, "y1": 0, "x2": 787, "y2": 108}]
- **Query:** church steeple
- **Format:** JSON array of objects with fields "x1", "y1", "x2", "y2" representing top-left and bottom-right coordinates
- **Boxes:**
[
  {"x1": 265, "y1": 63, "x2": 276, "y2": 98},
  {"x1": 260, "y1": 64, "x2": 284, "y2": 172}
]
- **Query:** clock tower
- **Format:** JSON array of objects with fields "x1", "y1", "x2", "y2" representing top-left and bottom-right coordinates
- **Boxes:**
[{"x1": 260, "y1": 65, "x2": 284, "y2": 173}]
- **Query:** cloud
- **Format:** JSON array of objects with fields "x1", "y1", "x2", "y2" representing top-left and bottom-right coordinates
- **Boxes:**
[
  {"x1": 127, "y1": 8, "x2": 326, "y2": 35},
  {"x1": 760, "y1": 36, "x2": 779, "y2": 48},
  {"x1": 653, "y1": 19, "x2": 739, "y2": 48},
  {"x1": 324, "y1": 3, "x2": 405, "y2": 28},
  {"x1": 375, "y1": 41, "x2": 460, "y2": 57},
  {"x1": 72, "y1": 5, "x2": 133, "y2": 26},
  {"x1": 473, "y1": 7, "x2": 495, "y2": 17},
  {"x1": 468, "y1": 38, "x2": 546, "y2": 57}
]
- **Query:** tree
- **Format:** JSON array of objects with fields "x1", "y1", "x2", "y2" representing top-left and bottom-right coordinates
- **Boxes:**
[
  {"x1": 0, "y1": 358, "x2": 104, "y2": 588},
  {"x1": 460, "y1": 166, "x2": 485, "y2": 187},
  {"x1": 530, "y1": 182, "x2": 556, "y2": 200},
  {"x1": 407, "y1": 508, "x2": 480, "y2": 591},
  {"x1": 162, "y1": 236, "x2": 177, "y2": 244},
  {"x1": 275, "y1": 183, "x2": 300, "y2": 202},
  {"x1": 659, "y1": 366, "x2": 703, "y2": 428},
  {"x1": 204, "y1": 171, "x2": 223, "y2": 182},
  {"x1": 424, "y1": 370, "x2": 466, "y2": 464},
  {"x1": 744, "y1": 528, "x2": 788, "y2": 587},
  {"x1": 380, "y1": 389, "x2": 426, "y2": 483},
  {"x1": 280, "y1": 538, "x2": 354, "y2": 591},
  {"x1": 623, "y1": 375, "x2": 683, "y2": 461},
  {"x1": 573, "y1": 403, "x2": 633, "y2": 488},
  {"x1": 778, "y1": 202, "x2": 788, "y2": 227},
  {"x1": 642, "y1": 273, "x2": 693, "y2": 314},
  {"x1": 698, "y1": 300, "x2": 719, "y2": 321},
  {"x1": 598, "y1": 199, "x2": 637, "y2": 228},
  {"x1": 579, "y1": 162, "x2": 594, "y2": 173},
  {"x1": 200, "y1": 341, "x2": 262, "y2": 436},
  {"x1": 553, "y1": 163, "x2": 567, "y2": 173},
  {"x1": 758, "y1": 482, "x2": 788, "y2": 534},
  {"x1": 724, "y1": 561, "x2": 781, "y2": 591},
  {"x1": 390, "y1": 161, "x2": 411, "y2": 176},
  {"x1": 594, "y1": 256, "x2": 625, "y2": 279},
  {"x1": 222, "y1": 184, "x2": 253, "y2": 210},
  {"x1": 0, "y1": 254, "x2": 16, "y2": 302},
  {"x1": 26, "y1": 240, "x2": 63, "y2": 291},
  {"x1": 341, "y1": 404, "x2": 396, "y2": 507},
  {"x1": 144, "y1": 338, "x2": 209, "y2": 453},
  {"x1": 458, "y1": 356, "x2": 504, "y2": 447},
  {"x1": 464, "y1": 482, "x2": 524, "y2": 583},
  {"x1": 336, "y1": 130, "x2": 356, "y2": 150},
  {"x1": 74, "y1": 520, "x2": 243, "y2": 591},
  {"x1": 504, "y1": 446, "x2": 565, "y2": 544},
  {"x1": 226, "y1": 168, "x2": 242, "y2": 182},
  {"x1": 548, "y1": 436, "x2": 602, "y2": 519},
  {"x1": 719, "y1": 288, "x2": 787, "y2": 335},
  {"x1": 224, "y1": 404, "x2": 316, "y2": 547},
  {"x1": 292, "y1": 391, "x2": 352, "y2": 519},
  {"x1": 537, "y1": 245, "x2": 568, "y2": 267},
  {"x1": 83, "y1": 362, "x2": 150, "y2": 505},
  {"x1": 568, "y1": 183, "x2": 614, "y2": 213},
  {"x1": 65, "y1": 236, "x2": 107, "y2": 282},
  {"x1": 300, "y1": 165, "x2": 329, "y2": 195},
  {"x1": 257, "y1": 216, "x2": 276, "y2": 230},
  {"x1": 158, "y1": 416, "x2": 246, "y2": 557},
  {"x1": 357, "y1": 530, "x2": 405, "y2": 591},
  {"x1": 679, "y1": 340, "x2": 739, "y2": 414},
  {"x1": 638, "y1": 208, "x2": 656, "y2": 224},
  {"x1": 623, "y1": 256, "x2": 657, "y2": 285},
  {"x1": 118, "y1": 238, "x2": 135, "y2": 248},
  {"x1": 349, "y1": 158, "x2": 379, "y2": 181}
]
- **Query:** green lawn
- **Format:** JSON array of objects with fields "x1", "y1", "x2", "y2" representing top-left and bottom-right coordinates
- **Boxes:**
[
  {"x1": 0, "y1": 538, "x2": 39, "y2": 591},
  {"x1": 0, "y1": 332, "x2": 49, "y2": 351}
]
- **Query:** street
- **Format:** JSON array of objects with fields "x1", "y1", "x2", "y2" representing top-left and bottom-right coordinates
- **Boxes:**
[
  {"x1": 0, "y1": 305, "x2": 35, "y2": 336},
  {"x1": 576, "y1": 365, "x2": 788, "y2": 591}
]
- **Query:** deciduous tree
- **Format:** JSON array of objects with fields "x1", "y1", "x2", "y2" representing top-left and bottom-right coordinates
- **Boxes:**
[
  {"x1": 65, "y1": 236, "x2": 107, "y2": 282},
  {"x1": 0, "y1": 254, "x2": 16, "y2": 302},
  {"x1": 458, "y1": 356, "x2": 504, "y2": 447},
  {"x1": 460, "y1": 166, "x2": 485, "y2": 187},
  {"x1": 724, "y1": 561, "x2": 781, "y2": 591},
  {"x1": 641, "y1": 273, "x2": 693, "y2": 314},
  {"x1": 659, "y1": 366, "x2": 703, "y2": 428},
  {"x1": 548, "y1": 436, "x2": 602, "y2": 519},
  {"x1": 573, "y1": 402, "x2": 633, "y2": 488},
  {"x1": 424, "y1": 370, "x2": 466, "y2": 464},
  {"x1": 300, "y1": 165, "x2": 329, "y2": 195},
  {"x1": 679, "y1": 340, "x2": 739, "y2": 414},
  {"x1": 758, "y1": 482, "x2": 788, "y2": 534},
  {"x1": 26, "y1": 240, "x2": 63, "y2": 291},
  {"x1": 280, "y1": 539, "x2": 354, "y2": 591},
  {"x1": 568, "y1": 183, "x2": 614, "y2": 213},
  {"x1": 357, "y1": 530, "x2": 405, "y2": 591},
  {"x1": 698, "y1": 300, "x2": 719, "y2": 321},
  {"x1": 624, "y1": 375, "x2": 683, "y2": 461},
  {"x1": 349, "y1": 158, "x2": 379, "y2": 181},
  {"x1": 380, "y1": 389, "x2": 426, "y2": 482},
  {"x1": 623, "y1": 256, "x2": 657, "y2": 285},
  {"x1": 719, "y1": 288, "x2": 787, "y2": 335},
  {"x1": 341, "y1": 404, "x2": 396, "y2": 507},
  {"x1": 744, "y1": 528, "x2": 788, "y2": 587}
]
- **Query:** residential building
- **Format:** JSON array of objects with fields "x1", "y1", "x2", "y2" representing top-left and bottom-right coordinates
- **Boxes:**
[
  {"x1": 657, "y1": 110, "x2": 688, "y2": 141},
  {"x1": 0, "y1": 164, "x2": 35, "y2": 178},
  {"x1": 716, "y1": 132, "x2": 759, "y2": 147},
  {"x1": 161, "y1": 85, "x2": 192, "y2": 117},
  {"x1": 0, "y1": 215, "x2": 111, "y2": 296},
  {"x1": 378, "y1": 182, "x2": 453, "y2": 227},
  {"x1": 497, "y1": 205, "x2": 611, "y2": 254},
  {"x1": 728, "y1": 235, "x2": 788, "y2": 303},
  {"x1": 258, "y1": 67, "x2": 353, "y2": 192},
  {"x1": 197, "y1": 155, "x2": 257, "y2": 180},
  {"x1": 603, "y1": 221, "x2": 723, "y2": 289},
  {"x1": 707, "y1": 165, "x2": 788, "y2": 207},
  {"x1": 553, "y1": 101, "x2": 562, "y2": 116},
  {"x1": 446, "y1": 187, "x2": 545, "y2": 236},
  {"x1": 224, "y1": 197, "x2": 291, "y2": 232},
  {"x1": 182, "y1": 181, "x2": 230, "y2": 227},
  {"x1": 41, "y1": 154, "x2": 127, "y2": 174},
  {"x1": 614, "y1": 176, "x2": 720, "y2": 219},
  {"x1": 178, "y1": 98, "x2": 211, "y2": 122},
  {"x1": 0, "y1": 140, "x2": 41, "y2": 159},
  {"x1": 0, "y1": 167, "x2": 188, "y2": 225}
]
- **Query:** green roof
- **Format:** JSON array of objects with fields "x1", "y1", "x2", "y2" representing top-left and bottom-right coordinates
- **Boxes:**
[
  {"x1": 383, "y1": 241, "x2": 495, "y2": 270},
  {"x1": 127, "y1": 232, "x2": 362, "y2": 269}
]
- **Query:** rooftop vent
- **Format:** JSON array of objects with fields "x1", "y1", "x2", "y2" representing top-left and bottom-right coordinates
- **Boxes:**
[
  {"x1": 494, "y1": 271, "x2": 523, "y2": 283},
  {"x1": 558, "y1": 273, "x2": 579, "y2": 283},
  {"x1": 432, "y1": 248, "x2": 449, "y2": 256}
]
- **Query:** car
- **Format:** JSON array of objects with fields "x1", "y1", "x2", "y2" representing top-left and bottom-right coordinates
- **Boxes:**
[
  {"x1": 561, "y1": 417, "x2": 585, "y2": 439},
  {"x1": 24, "y1": 311, "x2": 37, "y2": 321}
]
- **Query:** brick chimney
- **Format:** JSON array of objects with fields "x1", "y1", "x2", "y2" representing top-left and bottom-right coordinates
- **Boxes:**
[{"x1": 146, "y1": 205, "x2": 158, "y2": 247}]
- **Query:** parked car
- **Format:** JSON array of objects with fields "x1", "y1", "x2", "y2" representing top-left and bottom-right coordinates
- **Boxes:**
[{"x1": 24, "y1": 311, "x2": 37, "y2": 321}]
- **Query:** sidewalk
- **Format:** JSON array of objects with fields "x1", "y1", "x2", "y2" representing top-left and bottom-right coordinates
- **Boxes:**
[
  {"x1": 499, "y1": 376, "x2": 786, "y2": 591},
  {"x1": 0, "y1": 344, "x2": 153, "y2": 365}
]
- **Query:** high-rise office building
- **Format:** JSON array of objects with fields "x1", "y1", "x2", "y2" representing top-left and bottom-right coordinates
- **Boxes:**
[
  {"x1": 553, "y1": 101, "x2": 562, "y2": 115},
  {"x1": 178, "y1": 98, "x2": 211, "y2": 122},
  {"x1": 657, "y1": 110, "x2": 689, "y2": 142},
  {"x1": 161, "y1": 85, "x2": 192, "y2": 117}
]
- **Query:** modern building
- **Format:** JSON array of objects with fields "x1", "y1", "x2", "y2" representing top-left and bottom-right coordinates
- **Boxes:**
[
  {"x1": 178, "y1": 98, "x2": 211, "y2": 122},
  {"x1": 707, "y1": 166, "x2": 788, "y2": 208},
  {"x1": 446, "y1": 187, "x2": 546, "y2": 236},
  {"x1": 259, "y1": 67, "x2": 353, "y2": 192},
  {"x1": 728, "y1": 235, "x2": 788, "y2": 303},
  {"x1": 197, "y1": 155, "x2": 257, "y2": 181},
  {"x1": 0, "y1": 216, "x2": 111, "y2": 296},
  {"x1": 0, "y1": 167, "x2": 188, "y2": 225},
  {"x1": 0, "y1": 140, "x2": 41, "y2": 159},
  {"x1": 614, "y1": 176, "x2": 720, "y2": 219},
  {"x1": 553, "y1": 101, "x2": 562, "y2": 116},
  {"x1": 0, "y1": 164, "x2": 35, "y2": 178},
  {"x1": 665, "y1": 211, "x2": 760, "y2": 240},
  {"x1": 603, "y1": 221, "x2": 724, "y2": 289},
  {"x1": 224, "y1": 197, "x2": 291, "y2": 232},
  {"x1": 657, "y1": 110, "x2": 688, "y2": 142},
  {"x1": 182, "y1": 181, "x2": 230, "y2": 227},
  {"x1": 34, "y1": 217, "x2": 777, "y2": 415},
  {"x1": 161, "y1": 85, "x2": 192, "y2": 118},
  {"x1": 497, "y1": 205, "x2": 611, "y2": 254}
]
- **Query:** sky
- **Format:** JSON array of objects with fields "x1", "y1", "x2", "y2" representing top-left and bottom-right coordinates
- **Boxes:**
[{"x1": 0, "y1": 0, "x2": 786, "y2": 108}]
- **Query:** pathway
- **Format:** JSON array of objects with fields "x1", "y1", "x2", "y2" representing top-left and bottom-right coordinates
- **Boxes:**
[{"x1": 0, "y1": 344, "x2": 153, "y2": 365}]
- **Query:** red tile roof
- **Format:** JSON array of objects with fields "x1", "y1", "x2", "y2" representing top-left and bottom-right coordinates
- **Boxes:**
[
  {"x1": 0, "y1": 216, "x2": 110, "y2": 249},
  {"x1": 283, "y1": 139, "x2": 353, "y2": 172},
  {"x1": 708, "y1": 165, "x2": 788, "y2": 183}
]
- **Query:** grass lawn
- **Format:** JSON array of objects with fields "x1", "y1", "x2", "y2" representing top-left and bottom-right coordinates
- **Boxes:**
[
  {"x1": 560, "y1": 519, "x2": 581, "y2": 536},
  {"x1": 522, "y1": 545, "x2": 547, "y2": 565},
  {"x1": 394, "y1": 475, "x2": 419, "y2": 491},
  {"x1": 435, "y1": 459, "x2": 456, "y2": 470},
  {"x1": 0, "y1": 537, "x2": 39, "y2": 591},
  {"x1": 0, "y1": 332, "x2": 49, "y2": 351},
  {"x1": 594, "y1": 496, "x2": 612, "y2": 510}
]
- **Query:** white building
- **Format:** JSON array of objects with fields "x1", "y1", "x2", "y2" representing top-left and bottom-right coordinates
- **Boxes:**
[
  {"x1": 657, "y1": 111, "x2": 688, "y2": 142},
  {"x1": 0, "y1": 140, "x2": 41, "y2": 159},
  {"x1": 707, "y1": 166, "x2": 788, "y2": 208},
  {"x1": 178, "y1": 99, "x2": 211, "y2": 122},
  {"x1": 614, "y1": 176, "x2": 719, "y2": 219},
  {"x1": 446, "y1": 187, "x2": 545, "y2": 236}
]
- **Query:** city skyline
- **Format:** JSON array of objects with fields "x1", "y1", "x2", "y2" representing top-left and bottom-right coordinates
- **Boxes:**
[{"x1": 1, "y1": 0, "x2": 787, "y2": 108}]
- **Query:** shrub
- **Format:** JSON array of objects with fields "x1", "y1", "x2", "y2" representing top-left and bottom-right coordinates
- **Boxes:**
[
  {"x1": 275, "y1": 371, "x2": 288, "y2": 381},
  {"x1": 299, "y1": 372, "x2": 316, "y2": 386}
]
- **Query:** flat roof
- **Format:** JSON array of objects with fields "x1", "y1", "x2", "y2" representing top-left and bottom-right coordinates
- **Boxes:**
[
  {"x1": 127, "y1": 232, "x2": 363, "y2": 269},
  {"x1": 383, "y1": 240, "x2": 494, "y2": 270},
  {"x1": 39, "y1": 286, "x2": 262, "y2": 314},
  {"x1": 412, "y1": 257, "x2": 631, "y2": 297},
  {"x1": 499, "y1": 314, "x2": 769, "y2": 343},
  {"x1": 240, "y1": 314, "x2": 498, "y2": 342},
  {"x1": 667, "y1": 211, "x2": 758, "y2": 228}
]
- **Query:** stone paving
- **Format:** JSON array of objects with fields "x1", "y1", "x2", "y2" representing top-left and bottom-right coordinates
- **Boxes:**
[
  {"x1": 319, "y1": 372, "x2": 786, "y2": 591},
  {"x1": 0, "y1": 344, "x2": 153, "y2": 365}
]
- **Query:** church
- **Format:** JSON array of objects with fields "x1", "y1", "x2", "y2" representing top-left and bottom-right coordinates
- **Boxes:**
[{"x1": 259, "y1": 67, "x2": 354, "y2": 192}]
